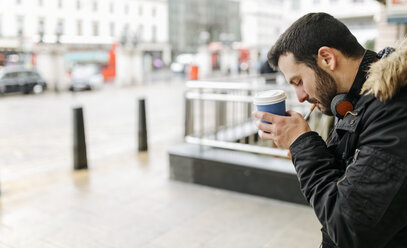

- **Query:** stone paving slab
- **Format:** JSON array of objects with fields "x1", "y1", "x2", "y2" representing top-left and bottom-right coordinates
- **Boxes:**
[{"x1": 0, "y1": 147, "x2": 322, "y2": 248}]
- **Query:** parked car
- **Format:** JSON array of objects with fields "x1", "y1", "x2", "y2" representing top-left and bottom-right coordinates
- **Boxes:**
[
  {"x1": 0, "y1": 66, "x2": 47, "y2": 95},
  {"x1": 69, "y1": 64, "x2": 104, "y2": 91}
]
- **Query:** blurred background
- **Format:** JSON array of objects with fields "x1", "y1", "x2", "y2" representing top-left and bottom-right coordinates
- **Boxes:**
[
  {"x1": 0, "y1": 0, "x2": 406, "y2": 247},
  {"x1": 0, "y1": 0, "x2": 405, "y2": 90}
]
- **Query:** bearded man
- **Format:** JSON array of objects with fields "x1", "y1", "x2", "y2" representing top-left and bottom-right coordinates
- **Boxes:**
[{"x1": 253, "y1": 12, "x2": 407, "y2": 248}]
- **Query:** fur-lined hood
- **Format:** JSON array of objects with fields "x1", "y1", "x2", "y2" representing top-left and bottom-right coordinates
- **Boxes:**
[{"x1": 362, "y1": 38, "x2": 407, "y2": 102}]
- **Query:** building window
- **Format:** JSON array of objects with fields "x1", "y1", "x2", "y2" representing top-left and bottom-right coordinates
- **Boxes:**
[
  {"x1": 17, "y1": 16, "x2": 24, "y2": 37},
  {"x1": 57, "y1": 19, "x2": 64, "y2": 35},
  {"x1": 93, "y1": 1, "x2": 98, "y2": 11},
  {"x1": 120, "y1": 24, "x2": 129, "y2": 44},
  {"x1": 152, "y1": 25, "x2": 156, "y2": 42},
  {"x1": 109, "y1": 2, "x2": 114, "y2": 13},
  {"x1": 58, "y1": 0, "x2": 63, "y2": 8},
  {"x1": 76, "y1": 0, "x2": 81, "y2": 10},
  {"x1": 152, "y1": 7, "x2": 156, "y2": 17},
  {"x1": 123, "y1": 23, "x2": 129, "y2": 35},
  {"x1": 92, "y1": 21, "x2": 99, "y2": 36},
  {"x1": 110, "y1": 22, "x2": 115, "y2": 37},
  {"x1": 138, "y1": 6, "x2": 143, "y2": 16},
  {"x1": 124, "y1": 4, "x2": 129, "y2": 15},
  {"x1": 138, "y1": 24, "x2": 143, "y2": 41},
  {"x1": 38, "y1": 0, "x2": 43, "y2": 6},
  {"x1": 77, "y1": 20, "x2": 82, "y2": 36},
  {"x1": 38, "y1": 18, "x2": 45, "y2": 35},
  {"x1": 16, "y1": 0, "x2": 21, "y2": 4}
]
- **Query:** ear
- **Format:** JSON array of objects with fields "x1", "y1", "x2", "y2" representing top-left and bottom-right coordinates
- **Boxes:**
[{"x1": 317, "y1": 46, "x2": 337, "y2": 71}]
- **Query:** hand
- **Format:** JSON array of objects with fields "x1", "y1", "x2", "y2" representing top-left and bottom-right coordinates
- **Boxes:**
[{"x1": 253, "y1": 110, "x2": 311, "y2": 149}]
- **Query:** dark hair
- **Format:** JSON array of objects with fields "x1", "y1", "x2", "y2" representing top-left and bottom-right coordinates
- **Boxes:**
[{"x1": 268, "y1": 12, "x2": 365, "y2": 70}]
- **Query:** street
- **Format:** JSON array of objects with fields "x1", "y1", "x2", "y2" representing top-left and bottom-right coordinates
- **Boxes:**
[{"x1": 0, "y1": 78, "x2": 186, "y2": 182}]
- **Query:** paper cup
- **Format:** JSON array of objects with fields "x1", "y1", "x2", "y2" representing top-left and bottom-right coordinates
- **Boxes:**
[{"x1": 254, "y1": 90, "x2": 286, "y2": 123}]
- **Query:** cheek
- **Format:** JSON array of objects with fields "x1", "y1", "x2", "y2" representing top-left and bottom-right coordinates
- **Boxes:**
[
  {"x1": 303, "y1": 80, "x2": 317, "y2": 97},
  {"x1": 302, "y1": 68, "x2": 319, "y2": 95}
]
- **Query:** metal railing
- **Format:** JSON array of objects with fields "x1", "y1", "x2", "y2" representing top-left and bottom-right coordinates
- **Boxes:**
[{"x1": 184, "y1": 73, "x2": 334, "y2": 158}]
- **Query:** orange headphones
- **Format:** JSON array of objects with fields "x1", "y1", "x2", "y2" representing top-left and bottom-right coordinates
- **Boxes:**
[{"x1": 330, "y1": 50, "x2": 378, "y2": 119}]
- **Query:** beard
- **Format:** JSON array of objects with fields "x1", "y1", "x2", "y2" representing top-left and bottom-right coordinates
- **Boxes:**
[{"x1": 312, "y1": 66, "x2": 338, "y2": 116}]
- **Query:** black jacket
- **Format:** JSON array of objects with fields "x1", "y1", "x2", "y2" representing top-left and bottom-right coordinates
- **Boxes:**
[{"x1": 289, "y1": 43, "x2": 407, "y2": 248}]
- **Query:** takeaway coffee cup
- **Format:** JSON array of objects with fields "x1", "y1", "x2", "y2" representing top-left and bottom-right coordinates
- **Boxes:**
[{"x1": 254, "y1": 90, "x2": 287, "y2": 123}]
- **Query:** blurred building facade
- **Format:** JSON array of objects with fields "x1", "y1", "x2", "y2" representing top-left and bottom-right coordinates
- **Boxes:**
[
  {"x1": 0, "y1": 0, "x2": 170, "y2": 89},
  {"x1": 299, "y1": 0, "x2": 407, "y2": 50},
  {"x1": 240, "y1": 0, "x2": 407, "y2": 51},
  {"x1": 240, "y1": 0, "x2": 286, "y2": 50},
  {"x1": 239, "y1": 0, "x2": 288, "y2": 74},
  {"x1": 288, "y1": 0, "x2": 381, "y2": 49},
  {"x1": 168, "y1": 0, "x2": 241, "y2": 56},
  {"x1": 0, "y1": 0, "x2": 405, "y2": 85},
  {"x1": 178, "y1": 0, "x2": 403, "y2": 78},
  {"x1": 240, "y1": 0, "x2": 381, "y2": 50},
  {"x1": 238, "y1": 0, "x2": 406, "y2": 75}
]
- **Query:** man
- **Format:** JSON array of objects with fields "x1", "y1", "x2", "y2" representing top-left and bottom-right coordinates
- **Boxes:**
[{"x1": 253, "y1": 12, "x2": 407, "y2": 248}]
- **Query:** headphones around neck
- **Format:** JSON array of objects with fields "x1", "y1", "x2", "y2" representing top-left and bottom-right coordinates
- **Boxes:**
[{"x1": 330, "y1": 50, "x2": 378, "y2": 119}]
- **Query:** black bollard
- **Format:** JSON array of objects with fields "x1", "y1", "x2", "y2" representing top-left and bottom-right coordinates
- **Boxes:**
[
  {"x1": 138, "y1": 98, "x2": 148, "y2": 152},
  {"x1": 73, "y1": 106, "x2": 88, "y2": 170}
]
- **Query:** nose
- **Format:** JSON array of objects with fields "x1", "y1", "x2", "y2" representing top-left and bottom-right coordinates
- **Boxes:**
[{"x1": 295, "y1": 87, "x2": 309, "y2": 103}]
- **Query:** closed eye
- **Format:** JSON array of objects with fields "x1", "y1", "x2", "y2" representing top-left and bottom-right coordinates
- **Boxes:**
[{"x1": 290, "y1": 80, "x2": 302, "y2": 86}]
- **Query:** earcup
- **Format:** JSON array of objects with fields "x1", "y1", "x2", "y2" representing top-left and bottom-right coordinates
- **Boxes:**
[{"x1": 331, "y1": 94, "x2": 354, "y2": 119}]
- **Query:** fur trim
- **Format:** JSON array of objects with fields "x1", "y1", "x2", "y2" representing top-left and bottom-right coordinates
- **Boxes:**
[{"x1": 361, "y1": 38, "x2": 407, "y2": 102}]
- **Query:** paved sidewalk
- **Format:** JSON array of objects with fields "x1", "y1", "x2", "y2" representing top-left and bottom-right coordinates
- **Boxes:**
[
  {"x1": 0, "y1": 81, "x2": 322, "y2": 247},
  {"x1": 0, "y1": 144, "x2": 322, "y2": 248}
]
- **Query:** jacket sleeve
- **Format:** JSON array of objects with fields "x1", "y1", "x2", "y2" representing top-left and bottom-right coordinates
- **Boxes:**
[{"x1": 290, "y1": 124, "x2": 407, "y2": 248}]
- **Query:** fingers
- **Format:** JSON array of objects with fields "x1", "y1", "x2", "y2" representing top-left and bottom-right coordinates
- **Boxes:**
[
  {"x1": 258, "y1": 130, "x2": 274, "y2": 140},
  {"x1": 259, "y1": 130, "x2": 282, "y2": 147},
  {"x1": 252, "y1": 111, "x2": 276, "y2": 123},
  {"x1": 254, "y1": 109, "x2": 309, "y2": 149},
  {"x1": 256, "y1": 120, "x2": 272, "y2": 133}
]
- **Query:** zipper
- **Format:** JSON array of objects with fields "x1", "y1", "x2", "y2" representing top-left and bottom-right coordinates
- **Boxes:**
[{"x1": 337, "y1": 149, "x2": 361, "y2": 185}]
